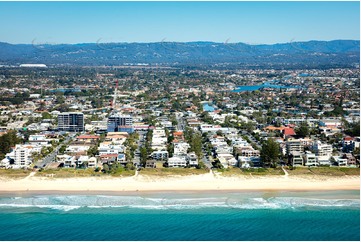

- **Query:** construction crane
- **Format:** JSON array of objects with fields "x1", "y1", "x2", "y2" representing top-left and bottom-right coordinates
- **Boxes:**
[{"x1": 110, "y1": 79, "x2": 119, "y2": 110}]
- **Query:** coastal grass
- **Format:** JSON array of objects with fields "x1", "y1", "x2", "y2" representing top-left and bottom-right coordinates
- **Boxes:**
[
  {"x1": 139, "y1": 168, "x2": 208, "y2": 176},
  {"x1": 0, "y1": 169, "x2": 31, "y2": 179},
  {"x1": 286, "y1": 167, "x2": 360, "y2": 176},
  {"x1": 218, "y1": 167, "x2": 284, "y2": 177},
  {"x1": 35, "y1": 168, "x2": 135, "y2": 178}
]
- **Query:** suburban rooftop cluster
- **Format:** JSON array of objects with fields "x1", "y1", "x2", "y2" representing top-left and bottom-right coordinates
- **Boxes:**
[{"x1": 0, "y1": 66, "x2": 359, "y2": 173}]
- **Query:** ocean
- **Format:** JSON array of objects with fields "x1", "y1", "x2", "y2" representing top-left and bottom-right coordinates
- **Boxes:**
[{"x1": 0, "y1": 191, "x2": 359, "y2": 241}]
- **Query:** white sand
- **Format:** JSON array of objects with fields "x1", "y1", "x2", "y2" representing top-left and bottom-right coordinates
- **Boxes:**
[{"x1": 0, "y1": 171, "x2": 359, "y2": 192}]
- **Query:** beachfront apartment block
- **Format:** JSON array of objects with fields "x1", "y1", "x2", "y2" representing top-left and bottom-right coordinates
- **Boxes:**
[
  {"x1": 290, "y1": 151, "x2": 304, "y2": 166},
  {"x1": 77, "y1": 156, "x2": 98, "y2": 168},
  {"x1": 13, "y1": 145, "x2": 31, "y2": 169},
  {"x1": 218, "y1": 153, "x2": 238, "y2": 168},
  {"x1": 303, "y1": 152, "x2": 318, "y2": 166},
  {"x1": 58, "y1": 112, "x2": 84, "y2": 132},
  {"x1": 331, "y1": 156, "x2": 348, "y2": 167},
  {"x1": 238, "y1": 156, "x2": 261, "y2": 168},
  {"x1": 187, "y1": 152, "x2": 198, "y2": 166},
  {"x1": 286, "y1": 139, "x2": 304, "y2": 155},
  {"x1": 151, "y1": 150, "x2": 169, "y2": 160},
  {"x1": 57, "y1": 154, "x2": 76, "y2": 168},
  {"x1": 312, "y1": 141, "x2": 332, "y2": 158},
  {"x1": 151, "y1": 128, "x2": 167, "y2": 151},
  {"x1": 168, "y1": 156, "x2": 187, "y2": 167},
  {"x1": 234, "y1": 147, "x2": 260, "y2": 157}
]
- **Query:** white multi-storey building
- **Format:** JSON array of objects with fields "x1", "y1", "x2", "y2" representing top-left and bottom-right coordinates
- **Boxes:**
[
  {"x1": 291, "y1": 151, "x2": 303, "y2": 166},
  {"x1": 312, "y1": 141, "x2": 332, "y2": 157},
  {"x1": 151, "y1": 150, "x2": 169, "y2": 160},
  {"x1": 173, "y1": 142, "x2": 190, "y2": 155},
  {"x1": 13, "y1": 145, "x2": 31, "y2": 169},
  {"x1": 187, "y1": 152, "x2": 198, "y2": 166},
  {"x1": 286, "y1": 139, "x2": 304, "y2": 155},
  {"x1": 168, "y1": 156, "x2": 187, "y2": 167},
  {"x1": 303, "y1": 152, "x2": 318, "y2": 166}
]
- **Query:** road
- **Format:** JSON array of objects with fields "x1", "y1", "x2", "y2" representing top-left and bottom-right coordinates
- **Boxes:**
[
  {"x1": 245, "y1": 133, "x2": 262, "y2": 150},
  {"x1": 175, "y1": 113, "x2": 186, "y2": 131},
  {"x1": 202, "y1": 154, "x2": 213, "y2": 169},
  {"x1": 201, "y1": 145, "x2": 213, "y2": 169},
  {"x1": 36, "y1": 134, "x2": 74, "y2": 168},
  {"x1": 133, "y1": 130, "x2": 147, "y2": 167}
]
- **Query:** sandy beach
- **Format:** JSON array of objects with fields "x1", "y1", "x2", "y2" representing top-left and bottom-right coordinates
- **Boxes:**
[{"x1": 0, "y1": 171, "x2": 359, "y2": 193}]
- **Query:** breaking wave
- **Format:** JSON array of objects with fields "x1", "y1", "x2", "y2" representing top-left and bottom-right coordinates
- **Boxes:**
[{"x1": 0, "y1": 195, "x2": 359, "y2": 212}]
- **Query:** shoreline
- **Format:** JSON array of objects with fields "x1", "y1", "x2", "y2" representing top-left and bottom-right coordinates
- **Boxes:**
[{"x1": 0, "y1": 173, "x2": 359, "y2": 193}]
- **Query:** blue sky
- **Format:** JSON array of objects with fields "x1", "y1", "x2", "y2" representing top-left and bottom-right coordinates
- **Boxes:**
[{"x1": 0, "y1": 1, "x2": 359, "y2": 44}]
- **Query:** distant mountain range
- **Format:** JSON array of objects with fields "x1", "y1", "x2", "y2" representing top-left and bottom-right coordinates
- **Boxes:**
[{"x1": 0, "y1": 40, "x2": 359, "y2": 68}]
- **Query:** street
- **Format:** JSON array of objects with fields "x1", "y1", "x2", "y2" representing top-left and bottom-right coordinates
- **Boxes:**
[
  {"x1": 175, "y1": 112, "x2": 186, "y2": 131},
  {"x1": 36, "y1": 134, "x2": 74, "y2": 168}
]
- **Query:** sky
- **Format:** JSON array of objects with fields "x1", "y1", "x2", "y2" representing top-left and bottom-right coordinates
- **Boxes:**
[{"x1": 0, "y1": 1, "x2": 359, "y2": 44}]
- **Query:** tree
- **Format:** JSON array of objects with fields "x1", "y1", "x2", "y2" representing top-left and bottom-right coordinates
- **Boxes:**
[
  {"x1": 216, "y1": 130, "x2": 223, "y2": 136},
  {"x1": 296, "y1": 122, "x2": 309, "y2": 137},
  {"x1": 59, "y1": 145, "x2": 67, "y2": 155},
  {"x1": 345, "y1": 122, "x2": 360, "y2": 137},
  {"x1": 353, "y1": 147, "x2": 360, "y2": 159},
  {"x1": 196, "y1": 161, "x2": 207, "y2": 170},
  {"x1": 102, "y1": 163, "x2": 110, "y2": 173},
  {"x1": 167, "y1": 143, "x2": 174, "y2": 158},
  {"x1": 140, "y1": 146, "x2": 148, "y2": 166},
  {"x1": 125, "y1": 149, "x2": 132, "y2": 162},
  {"x1": 125, "y1": 162, "x2": 135, "y2": 170},
  {"x1": 87, "y1": 145, "x2": 98, "y2": 157},
  {"x1": 191, "y1": 133, "x2": 203, "y2": 159},
  {"x1": 212, "y1": 159, "x2": 224, "y2": 169},
  {"x1": 56, "y1": 103, "x2": 70, "y2": 112},
  {"x1": 0, "y1": 130, "x2": 21, "y2": 159},
  {"x1": 260, "y1": 139, "x2": 280, "y2": 168},
  {"x1": 41, "y1": 112, "x2": 52, "y2": 120}
]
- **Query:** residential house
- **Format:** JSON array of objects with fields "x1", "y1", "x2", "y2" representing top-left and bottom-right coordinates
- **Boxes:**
[
  {"x1": 303, "y1": 152, "x2": 318, "y2": 166},
  {"x1": 187, "y1": 152, "x2": 198, "y2": 166},
  {"x1": 331, "y1": 156, "x2": 348, "y2": 167},
  {"x1": 290, "y1": 151, "x2": 303, "y2": 166},
  {"x1": 168, "y1": 156, "x2": 187, "y2": 167},
  {"x1": 342, "y1": 137, "x2": 356, "y2": 153},
  {"x1": 342, "y1": 153, "x2": 357, "y2": 167},
  {"x1": 151, "y1": 150, "x2": 169, "y2": 161},
  {"x1": 75, "y1": 135, "x2": 100, "y2": 144},
  {"x1": 57, "y1": 154, "x2": 76, "y2": 168}
]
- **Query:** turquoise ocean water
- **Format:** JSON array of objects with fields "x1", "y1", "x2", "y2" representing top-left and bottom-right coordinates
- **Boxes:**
[{"x1": 0, "y1": 191, "x2": 359, "y2": 241}]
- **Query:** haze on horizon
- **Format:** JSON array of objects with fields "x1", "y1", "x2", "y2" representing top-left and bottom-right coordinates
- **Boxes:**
[{"x1": 0, "y1": 1, "x2": 359, "y2": 45}]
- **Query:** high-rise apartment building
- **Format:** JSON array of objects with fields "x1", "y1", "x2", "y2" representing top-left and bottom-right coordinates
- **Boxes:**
[{"x1": 58, "y1": 112, "x2": 84, "y2": 132}]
